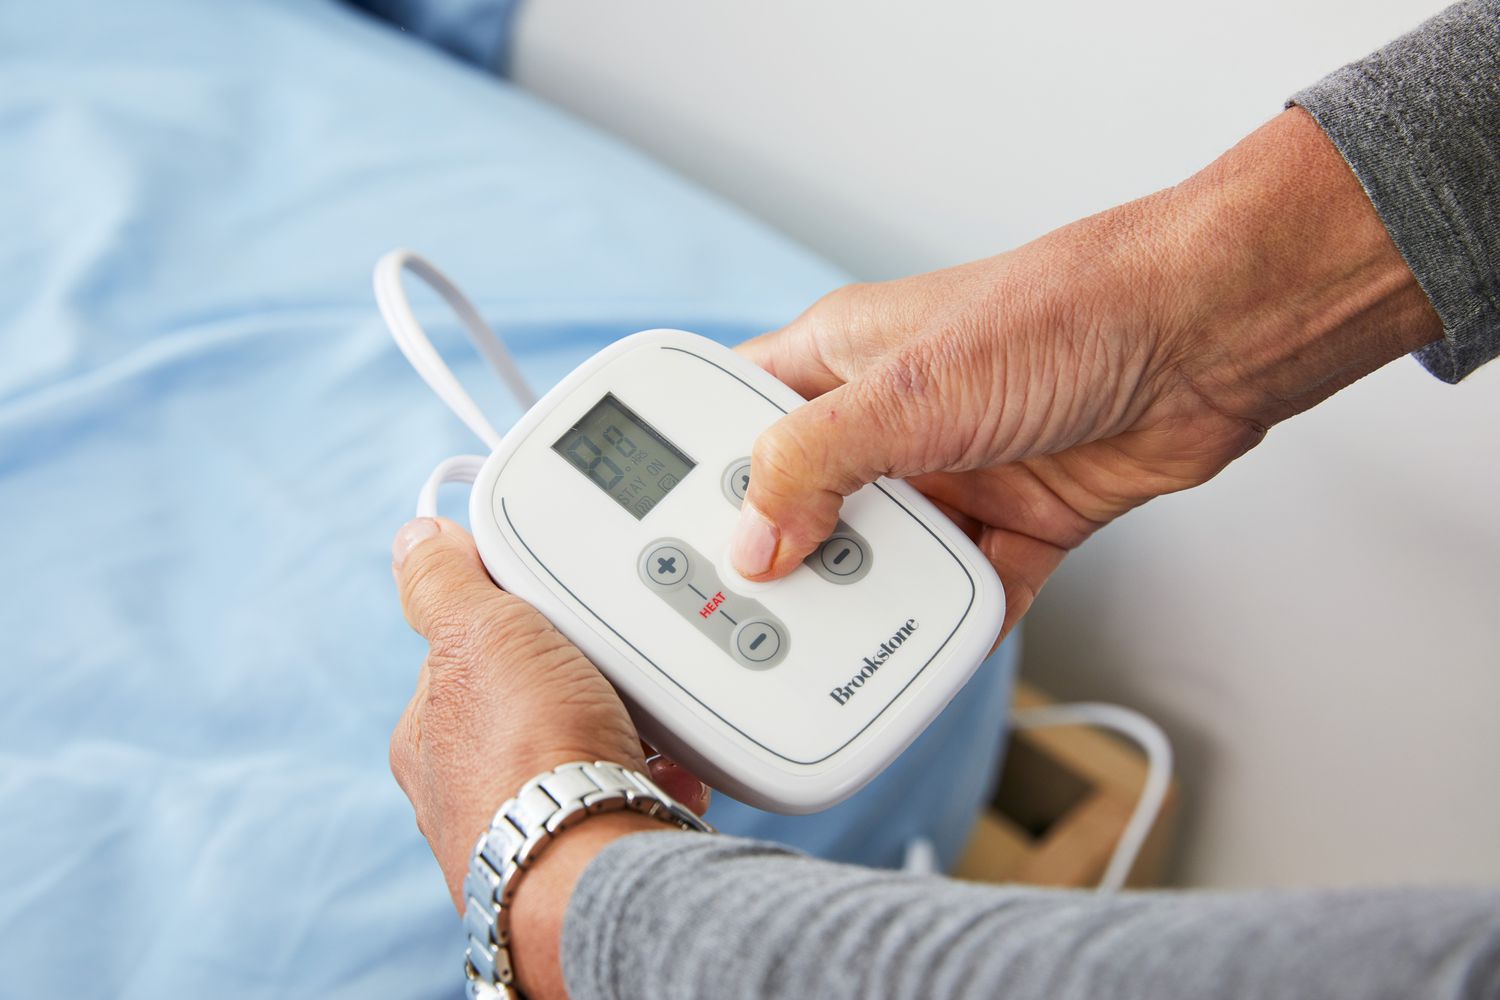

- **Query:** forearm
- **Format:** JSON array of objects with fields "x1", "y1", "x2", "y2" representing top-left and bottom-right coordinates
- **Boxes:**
[
  {"x1": 1159, "y1": 107, "x2": 1444, "y2": 427},
  {"x1": 564, "y1": 831, "x2": 1500, "y2": 1000},
  {"x1": 1160, "y1": 0, "x2": 1500, "y2": 421}
]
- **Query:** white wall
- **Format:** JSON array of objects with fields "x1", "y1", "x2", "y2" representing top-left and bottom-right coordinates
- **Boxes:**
[{"x1": 511, "y1": 0, "x2": 1500, "y2": 888}]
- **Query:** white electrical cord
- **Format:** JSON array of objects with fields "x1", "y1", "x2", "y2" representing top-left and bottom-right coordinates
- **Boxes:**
[
  {"x1": 415, "y1": 454, "x2": 487, "y2": 519},
  {"x1": 375, "y1": 250, "x2": 539, "y2": 514},
  {"x1": 374, "y1": 249, "x2": 537, "y2": 453},
  {"x1": 1008, "y1": 701, "x2": 1173, "y2": 893}
]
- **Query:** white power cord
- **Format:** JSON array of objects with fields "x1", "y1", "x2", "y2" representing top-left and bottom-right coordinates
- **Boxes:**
[
  {"x1": 1008, "y1": 701, "x2": 1173, "y2": 893},
  {"x1": 414, "y1": 454, "x2": 487, "y2": 519},
  {"x1": 374, "y1": 250, "x2": 538, "y2": 515},
  {"x1": 374, "y1": 249, "x2": 537, "y2": 452}
]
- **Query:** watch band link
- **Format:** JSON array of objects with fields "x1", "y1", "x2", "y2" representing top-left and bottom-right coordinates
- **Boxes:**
[{"x1": 463, "y1": 760, "x2": 714, "y2": 999}]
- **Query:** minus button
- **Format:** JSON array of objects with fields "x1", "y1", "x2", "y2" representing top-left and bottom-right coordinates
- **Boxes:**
[{"x1": 733, "y1": 619, "x2": 783, "y2": 666}]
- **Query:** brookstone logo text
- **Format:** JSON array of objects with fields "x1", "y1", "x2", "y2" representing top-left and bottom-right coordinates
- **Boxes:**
[{"x1": 829, "y1": 618, "x2": 919, "y2": 706}]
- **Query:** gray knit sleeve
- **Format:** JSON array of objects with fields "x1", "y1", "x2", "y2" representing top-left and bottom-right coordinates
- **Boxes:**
[
  {"x1": 1291, "y1": 0, "x2": 1500, "y2": 383},
  {"x1": 562, "y1": 830, "x2": 1500, "y2": 1000}
]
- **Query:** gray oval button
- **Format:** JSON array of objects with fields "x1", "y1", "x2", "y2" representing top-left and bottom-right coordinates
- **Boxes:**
[
  {"x1": 733, "y1": 619, "x2": 783, "y2": 665},
  {"x1": 819, "y1": 535, "x2": 865, "y2": 577}
]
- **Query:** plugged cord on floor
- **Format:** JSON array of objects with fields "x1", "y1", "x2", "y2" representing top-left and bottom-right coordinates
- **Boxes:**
[{"x1": 1008, "y1": 701, "x2": 1173, "y2": 893}]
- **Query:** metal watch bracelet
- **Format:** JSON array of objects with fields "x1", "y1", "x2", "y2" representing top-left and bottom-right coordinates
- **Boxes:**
[{"x1": 462, "y1": 760, "x2": 715, "y2": 1000}]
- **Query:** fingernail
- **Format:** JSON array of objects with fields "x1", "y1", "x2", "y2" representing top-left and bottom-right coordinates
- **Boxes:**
[
  {"x1": 648, "y1": 757, "x2": 711, "y2": 814},
  {"x1": 392, "y1": 517, "x2": 439, "y2": 569},
  {"x1": 730, "y1": 503, "x2": 778, "y2": 576},
  {"x1": 687, "y1": 780, "x2": 711, "y2": 815}
]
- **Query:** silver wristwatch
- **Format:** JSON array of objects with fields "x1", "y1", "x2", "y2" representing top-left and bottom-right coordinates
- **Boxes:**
[{"x1": 462, "y1": 760, "x2": 715, "y2": 999}]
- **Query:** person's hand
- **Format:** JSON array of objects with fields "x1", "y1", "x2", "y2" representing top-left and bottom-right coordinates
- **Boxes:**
[
  {"x1": 388, "y1": 516, "x2": 709, "y2": 997},
  {"x1": 729, "y1": 108, "x2": 1442, "y2": 634}
]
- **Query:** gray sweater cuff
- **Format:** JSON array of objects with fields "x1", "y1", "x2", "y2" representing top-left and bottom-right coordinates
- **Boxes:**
[{"x1": 1291, "y1": 0, "x2": 1500, "y2": 383}]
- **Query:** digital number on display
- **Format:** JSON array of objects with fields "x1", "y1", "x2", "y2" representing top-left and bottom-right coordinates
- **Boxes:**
[{"x1": 551, "y1": 393, "x2": 696, "y2": 519}]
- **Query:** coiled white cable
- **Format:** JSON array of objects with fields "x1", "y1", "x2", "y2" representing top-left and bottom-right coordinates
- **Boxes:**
[
  {"x1": 414, "y1": 454, "x2": 487, "y2": 519},
  {"x1": 374, "y1": 250, "x2": 539, "y2": 514},
  {"x1": 1008, "y1": 701, "x2": 1173, "y2": 892},
  {"x1": 374, "y1": 249, "x2": 537, "y2": 452}
]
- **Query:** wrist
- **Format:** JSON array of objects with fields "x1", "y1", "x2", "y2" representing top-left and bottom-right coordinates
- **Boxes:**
[
  {"x1": 436, "y1": 746, "x2": 648, "y2": 913},
  {"x1": 507, "y1": 811, "x2": 666, "y2": 1000},
  {"x1": 1153, "y1": 107, "x2": 1443, "y2": 427},
  {"x1": 461, "y1": 760, "x2": 710, "y2": 1000}
]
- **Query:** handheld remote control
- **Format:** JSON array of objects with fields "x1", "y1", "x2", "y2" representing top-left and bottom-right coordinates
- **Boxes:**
[{"x1": 377, "y1": 254, "x2": 1005, "y2": 813}]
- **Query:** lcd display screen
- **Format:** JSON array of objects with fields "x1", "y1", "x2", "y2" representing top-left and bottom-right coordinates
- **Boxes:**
[{"x1": 551, "y1": 393, "x2": 696, "y2": 519}]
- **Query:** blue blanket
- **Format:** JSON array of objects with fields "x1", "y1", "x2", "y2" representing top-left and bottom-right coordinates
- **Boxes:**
[{"x1": 0, "y1": 2, "x2": 1017, "y2": 995}]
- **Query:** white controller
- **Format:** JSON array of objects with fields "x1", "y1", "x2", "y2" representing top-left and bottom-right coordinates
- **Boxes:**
[{"x1": 377, "y1": 254, "x2": 1005, "y2": 813}]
